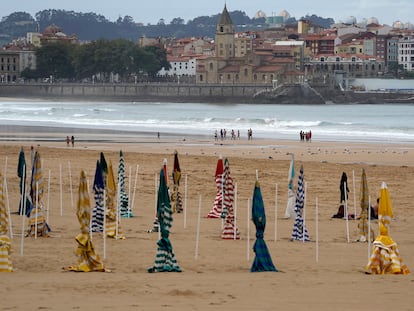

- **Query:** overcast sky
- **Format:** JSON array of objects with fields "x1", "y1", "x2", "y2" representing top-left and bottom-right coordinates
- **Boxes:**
[{"x1": 2, "y1": 0, "x2": 412, "y2": 26}]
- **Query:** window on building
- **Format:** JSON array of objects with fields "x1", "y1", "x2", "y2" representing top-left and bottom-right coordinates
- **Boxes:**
[
  {"x1": 220, "y1": 26, "x2": 224, "y2": 32},
  {"x1": 199, "y1": 75, "x2": 203, "y2": 82},
  {"x1": 244, "y1": 68, "x2": 248, "y2": 76},
  {"x1": 227, "y1": 74, "x2": 231, "y2": 80},
  {"x1": 253, "y1": 74, "x2": 257, "y2": 81},
  {"x1": 235, "y1": 74, "x2": 239, "y2": 80},
  {"x1": 262, "y1": 74, "x2": 266, "y2": 81},
  {"x1": 209, "y1": 63, "x2": 213, "y2": 70}
]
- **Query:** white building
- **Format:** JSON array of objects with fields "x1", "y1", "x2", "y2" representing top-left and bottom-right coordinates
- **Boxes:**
[
  {"x1": 158, "y1": 56, "x2": 197, "y2": 77},
  {"x1": 399, "y1": 36, "x2": 414, "y2": 71}
]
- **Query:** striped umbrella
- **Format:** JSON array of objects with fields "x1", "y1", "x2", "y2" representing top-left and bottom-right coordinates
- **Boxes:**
[
  {"x1": 171, "y1": 150, "x2": 182, "y2": 213},
  {"x1": 148, "y1": 168, "x2": 181, "y2": 273},
  {"x1": 0, "y1": 171, "x2": 13, "y2": 272},
  {"x1": 65, "y1": 171, "x2": 105, "y2": 272},
  {"x1": 251, "y1": 180, "x2": 277, "y2": 272},
  {"x1": 105, "y1": 161, "x2": 124, "y2": 239},
  {"x1": 207, "y1": 156, "x2": 224, "y2": 218},
  {"x1": 366, "y1": 182, "x2": 410, "y2": 274},
  {"x1": 91, "y1": 161, "x2": 104, "y2": 232},
  {"x1": 291, "y1": 165, "x2": 310, "y2": 241},
  {"x1": 221, "y1": 158, "x2": 240, "y2": 239},
  {"x1": 118, "y1": 150, "x2": 132, "y2": 217},
  {"x1": 357, "y1": 169, "x2": 374, "y2": 242},
  {"x1": 27, "y1": 151, "x2": 50, "y2": 237},
  {"x1": 284, "y1": 153, "x2": 296, "y2": 219}
]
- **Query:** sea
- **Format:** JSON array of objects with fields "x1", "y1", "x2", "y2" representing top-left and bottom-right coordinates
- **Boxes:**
[{"x1": 0, "y1": 100, "x2": 414, "y2": 143}]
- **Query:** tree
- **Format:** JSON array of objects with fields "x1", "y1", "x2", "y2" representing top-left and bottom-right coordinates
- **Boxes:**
[{"x1": 35, "y1": 41, "x2": 75, "y2": 79}]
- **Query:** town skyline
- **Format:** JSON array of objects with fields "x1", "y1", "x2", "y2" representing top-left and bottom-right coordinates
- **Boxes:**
[{"x1": 2, "y1": 0, "x2": 413, "y2": 26}]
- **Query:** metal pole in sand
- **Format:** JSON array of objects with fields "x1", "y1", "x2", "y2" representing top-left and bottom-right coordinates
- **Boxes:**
[
  {"x1": 184, "y1": 174, "x2": 188, "y2": 229},
  {"x1": 131, "y1": 164, "x2": 139, "y2": 214},
  {"x1": 274, "y1": 183, "x2": 278, "y2": 242},
  {"x1": 316, "y1": 197, "x2": 319, "y2": 263},
  {"x1": 195, "y1": 195, "x2": 201, "y2": 259},
  {"x1": 46, "y1": 169, "x2": 51, "y2": 225},
  {"x1": 344, "y1": 181, "x2": 350, "y2": 243},
  {"x1": 247, "y1": 198, "x2": 250, "y2": 261},
  {"x1": 59, "y1": 164, "x2": 63, "y2": 216},
  {"x1": 68, "y1": 162, "x2": 73, "y2": 208}
]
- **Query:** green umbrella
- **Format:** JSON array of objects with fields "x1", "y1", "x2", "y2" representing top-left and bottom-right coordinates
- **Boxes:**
[
  {"x1": 251, "y1": 180, "x2": 277, "y2": 272},
  {"x1": 148, "y1": 168, "x2": 181, "y2": 273}
]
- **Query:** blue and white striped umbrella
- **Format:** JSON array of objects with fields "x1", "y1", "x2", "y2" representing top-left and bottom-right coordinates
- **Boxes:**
[
  {"x1": 91, "y1": 161, "x2": 104, "y2": 232},
  {"x1": 291, "y1": 165, "x2": 310, "y2": 241}
]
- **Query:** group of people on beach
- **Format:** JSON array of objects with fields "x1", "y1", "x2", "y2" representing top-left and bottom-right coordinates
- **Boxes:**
[
  {"x1": 66, "y1": 135, "x2": 75, "y2": 147},
  {"x1": 215, "y1": 129, "x2": 241, "y2": 141},
  {"x1": 299, "y1": 130, "x2": 312, "y2": 142}
]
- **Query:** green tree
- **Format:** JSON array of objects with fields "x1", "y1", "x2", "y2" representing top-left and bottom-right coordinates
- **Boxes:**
[{"x1": 35, "y1": 41, "x2": 75, "y2": 79}]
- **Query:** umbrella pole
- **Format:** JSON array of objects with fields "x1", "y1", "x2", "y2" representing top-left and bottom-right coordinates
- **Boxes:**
[
  {"x1": 352, "y1": 170, "x2": 357, "y2": 221},
  {"x1": 128, "y1": 166, "x2": 132, "y2": 217},
  {"x1": 20, "y1": 178, "x2": 27, "y2": 256},
  {"x1": 4, "y1": 169, "x2": 13, "y2": 239},
  {"x1": 68, "y1": 162, "x2": 74, "y2": 209},
  {"x1": 303, "y1": 182, "x2": 307, "y2": 243},
  {"x1": 131, "y1": 164, "x2": 139, "y2": 215},
  {"x1": 368, "y1": 196, "x2": 371, "y2": 260},
  {"x1": 103, "y1": 189, "x2": 107, "y2": 260},
  {"x1": 316, "y1": 197, "x2": 319, "y2": 263},
  {"x1": 46, "y1": 169, "x2": 51, "y2": 225},
  {"x1": 184, "y1": 174, "x2": 187, "y2": 229},
  {"x1": 344, "y1": 182, "x2": 350, "y2": 243},
  {"x1": 195, "y1": 195, "x2": 201, "y2": 259},
  {"x1": 247, "y1": 198, "x2": 250, "y2": 261},
  {"x1": 59, "y1": 164, "x2": 63, "y2": 216},
  {"x1": 35, "y1": 181, "x2": 39, "y2": 239},
  {"x1": 234, "y1": 183, "x2": 238, "y2": 240},
  {"x1": 274, "y1": 183, "x2": 278, "y2": 242},
  {"x1": 116, "y1": 180, "x2": 120, "y2": 240}
]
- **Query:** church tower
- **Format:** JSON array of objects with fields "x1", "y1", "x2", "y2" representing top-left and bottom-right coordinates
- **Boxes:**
[{"x1": 215, "y1": 5, "x2": 235, "y2": 59}]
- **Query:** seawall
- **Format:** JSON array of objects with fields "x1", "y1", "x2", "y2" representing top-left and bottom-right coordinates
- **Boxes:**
[{"x1": 0, "y1": 83, "x2": 413, "y2": 104}]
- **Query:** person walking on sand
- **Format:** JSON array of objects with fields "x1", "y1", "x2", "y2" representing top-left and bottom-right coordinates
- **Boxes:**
[
  {"x1": 71, "y1": 135, "x2": 75, "y2": 147},
  {"x1": 66, "y1": 136, "x2": 70, "y2": 147}
]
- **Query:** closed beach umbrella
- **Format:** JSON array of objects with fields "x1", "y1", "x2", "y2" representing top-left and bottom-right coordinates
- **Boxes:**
[
  {"x1": 17, "y1": 147, "x2": 29, "y2": 216},
  {"x1": 357, "y1": 169, "x2": 374, "y2": 242},
  {"x1": 171, "y1": 150, "x2": 183, "y2": 213},
  {"x1": 207, "y1": 156, "x2": 224, "y2": 218},
  {"x1": 221, "y1": 158, "x2": 240, "y2": 239},
  {"x1": 148, "y1": 168, "x2": 181, "y2": 273},
  {"x1": 365, "y1": 182, "x2": 410, "y2": 274},
  {"x1": 100, "y1": 152, "x2": 108, "y2": 185},
  {"x1": 251, "y1": 180, "x2": 277, "y2": 272},
  {"x1": 64, "y1": 171, "x2": 105, "y2": 272},
  {"x1": 291, "y1": 165, "x2": 310, "y2": 241},
  {"x1": 105, "y1": 161, "x2": 124, "y2": 239},
  {"x1": 0, "y1": 171, "x2": 13, "y2": 272},
  {"x1": 91, "y1": 161, "x2": 104, "y2": 232},
  {"x1": 340, "y1": 172, "x2": 349, "y2": 203},
  {"x1": 284, "y1": 153, "x2": 296, "y2": 219},
  {"x1": 118, "y1": 150, "x2": 131, "y2": 217},
  {"x1": 27, "y1": 151, "x2": 50, "y2": 237}
]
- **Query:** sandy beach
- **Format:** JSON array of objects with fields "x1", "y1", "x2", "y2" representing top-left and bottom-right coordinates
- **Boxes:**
[{"x1": 0, "y1": 131, "x2": 413, "y2": 311}]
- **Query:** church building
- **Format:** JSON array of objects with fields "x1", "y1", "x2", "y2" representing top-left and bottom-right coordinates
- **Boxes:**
[{"x1": 196, "y1": 5, "x2": 298, "y2": 85}]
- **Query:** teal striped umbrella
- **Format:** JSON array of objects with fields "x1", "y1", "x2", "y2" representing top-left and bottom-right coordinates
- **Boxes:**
[
  {"x1": 251, "y1": 180, "x2": 277, "y2": 272},
  {"x1": 148, "y1": 168, "x2": 181, "y2": 273}
]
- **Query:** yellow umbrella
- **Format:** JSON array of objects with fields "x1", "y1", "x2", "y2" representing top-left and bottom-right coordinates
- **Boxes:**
[
  {"x1": 0, "y1": 171, "x2": 13, "y2": 272},
  {"x1": 64, "y1": 171, "x2": 104, "y2": 272},
  {"x1": 105, "y1": 161, "x2": 124, "y2": 239},
  {"x1": 357, "y1": 169, "x2": 374, "y2": 242},
  {"x1": 365, "y1": 182, "x2": 410, "y2": 274}
]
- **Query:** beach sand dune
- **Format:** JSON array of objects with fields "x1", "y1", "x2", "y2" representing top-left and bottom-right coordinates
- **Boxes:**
[{"x1": 1, "y1": 137, "x2": 413, "y2": 311}]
